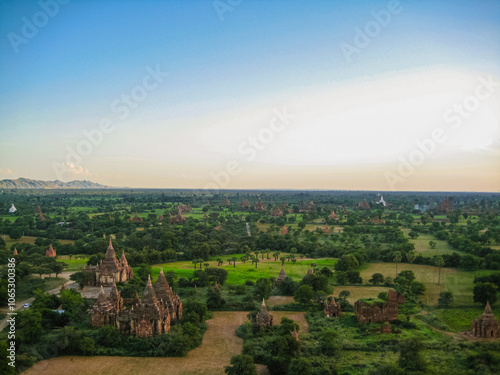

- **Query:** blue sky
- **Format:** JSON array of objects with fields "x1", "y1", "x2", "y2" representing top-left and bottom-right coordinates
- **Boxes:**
[{"x1": 0, "y1": 0, "x2": 499, "y2": 191}]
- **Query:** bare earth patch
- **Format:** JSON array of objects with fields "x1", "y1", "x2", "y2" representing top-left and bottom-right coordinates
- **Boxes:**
[{"x1": 267, "y1": 296, "x2": 295, "y2": 307}]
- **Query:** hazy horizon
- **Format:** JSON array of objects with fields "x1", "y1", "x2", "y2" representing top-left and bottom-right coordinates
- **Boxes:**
[{"x1": 1, "y1": 0, "x2": 499, "y2": 192}]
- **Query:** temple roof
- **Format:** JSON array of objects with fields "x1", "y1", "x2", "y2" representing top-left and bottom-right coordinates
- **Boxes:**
[
  {"x1": 142, "y1": 274, "x2": 157, "y2": 303},
  {"x1": 483, "y1": 301, "x2": 494, "y2": 317},
  {"x1": 96, "y1": 286, "x2": 110, "y2": 306},
  {"x1": 105, "y1": 239, "x2": 116, "y2": 260},
  {"x1": 278, "y1": 267, "x2": 287, "y2": 278},
  {"x1": 109, "y1": 282, "x2": 120, "y2": 300},
  {"x1": 120, "y1": 250, "x2": 128, "y2": 266},
  {"x1": 46, "y1": 244, "x2": 56, "y2": 257}
]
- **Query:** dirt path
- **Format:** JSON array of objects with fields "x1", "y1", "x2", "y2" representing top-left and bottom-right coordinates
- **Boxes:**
[
  {"x1": 21, "y1": 310, "x2": 308, "y2": 375},
  {"x1": 22, "y1": 311, "x2": 251, "y2": 375}
]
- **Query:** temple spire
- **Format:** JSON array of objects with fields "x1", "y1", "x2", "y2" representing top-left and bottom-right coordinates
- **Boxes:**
[
  {"x1": 484, "y1": 301, "x2": 493, "y2": 315},
  {"x1": 108, "y1": 238, "x2": 114, "y2": 249}
]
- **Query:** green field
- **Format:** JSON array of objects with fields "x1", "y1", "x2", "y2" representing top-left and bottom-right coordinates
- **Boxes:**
[
  {"x1": 358, "y1": 262, "x2": 495, "y2": 307},
  {"x1": 150, "y1": 256, "x2": 337, "y2": 285},
  {"x1": 408, "y1": 233, "x2": 457, "y2": 256},
  {"x1": 427, "y1": 306, "x2": 500, "y2": 332},
  {"x1": 57, "y1": 256, "x2": 89, "y2": 271}
]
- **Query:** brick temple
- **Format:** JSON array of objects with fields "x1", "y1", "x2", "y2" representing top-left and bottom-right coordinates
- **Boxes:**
[
  {"x1": 469, "y1": 302, "x2": 499, "y2": 338},
  {"x1": 354, "y1": 290, "x2": 404, "y2": 323},
  {"x1": 84, "y1": 239, "x2": 134, "y2": 286},
  {"x1": 91, "y1": 270, "x2": 182, "y2": 338}
]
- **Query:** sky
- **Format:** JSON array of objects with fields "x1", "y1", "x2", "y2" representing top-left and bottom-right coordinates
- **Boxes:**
[{"x1": 0, "y1": 0, "x2": 499, "y2": 192}]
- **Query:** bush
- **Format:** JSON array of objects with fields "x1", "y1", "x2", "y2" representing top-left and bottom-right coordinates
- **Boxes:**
[{"x1": 294, "y1": 285, "x2": 315, "y2": 305}]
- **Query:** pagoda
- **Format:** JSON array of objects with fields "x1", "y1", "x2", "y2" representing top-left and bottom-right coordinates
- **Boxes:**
[
  {"x1": 240, "y1": 199, "x2": 251, "y2": 208},
  {"x1": 437, "y1": 197, "x2": 453, "y2": 213},
  {"x1": 270, "y1": 207, "x2": 283, "y2": 217},
  {"x1": 276, "y1": 266, "x2": 287, "y2": 285},
  {"x1": 46, "y1": 244, "x2": 56, "y2": 258},
  {"x1": 85, "y1": 239, "x2": 133, "y2": 286},
  {"x1": 470, "y1": 302, "x2": 499, "y2": 338},
  {"x1": 254, "y1": 197, "x2": 266, "y2": 211},
  {"x1": 255, "y1": 299, "x2": 273, "y2": 328}
]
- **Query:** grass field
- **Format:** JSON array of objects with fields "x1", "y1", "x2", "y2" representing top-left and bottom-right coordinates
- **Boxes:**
[
  {"x1": 357, "y1": 262, "x2": 492, "y2": 306},
  {"x1": 407, "y1": 233, "x2": 457, "y2": 256},
  {"x1": 3, "y1": 235, "x2": 75, "y2": 250},
  {"x1": 151, "y1": 257, "x2": 336, "y2": 285},
  {"x1": 57, "y1": 256, "x2": 89, "y2": 271},
  {"x1": 331, "y1": 285, "x2": 392, "y2": 304},
  {"x1": 426, "y1": 306, "x2": 500, "y2": 332}
]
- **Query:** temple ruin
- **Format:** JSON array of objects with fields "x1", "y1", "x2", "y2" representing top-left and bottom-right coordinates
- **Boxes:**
[{"x1": 354, "y1": 290, "x2": 404, "y2": 323}]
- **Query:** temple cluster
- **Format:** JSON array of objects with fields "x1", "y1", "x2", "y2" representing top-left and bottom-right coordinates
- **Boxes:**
[{"x1": 90, "y1": 270, "x2": 183, "y2": 338}]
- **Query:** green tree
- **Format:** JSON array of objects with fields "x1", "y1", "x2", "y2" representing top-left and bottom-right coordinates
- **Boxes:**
[
  {"x1": 280, "y1": 256, "x2": 286, "y2": 266},
  {"x1": 273, "y1": 251, "x2": 280, "y2": 261},
  {"x1": 224, "y1": 355, "x2": 257, "y2": 375},
  {"x1": 255, "y1": 278, "x2": 273, "y2": 300},
  {"x1": 18, "y1": 309, "x2": 43, "y2": 343},
  {"x1": 136, "y1": 263, "x2": 152, "y2": 280},
  {"x1": 79, "y1": 337, "x2": 95, "y2": 355},
  {"x1": 288, "y1": 358, "x2": 312, "y2": 375},
  {"x1": 429, "y1": 240, "x2": 437, "y2": 249},
  {"x1": 369, "y1": 273, "x2": 384, "y2": 285},
  {"x1": 294, "y1": 284, "x2": 315, "y2": 304},
  {"x1": 206, "y1": 286, "x2": 226, "y2": 309},
  {"x1": 70, "y1": 271, "x2": 94, "y2": 289},
  {"x1": 319, "y1": 328, "x2": 342, "y2": 356},
  {"x1": 393, "y1": 252, "x2": 402, "y2": 278},
  {"x1": 434, "y1": 256, "x2": 445, "y2": 285},
  {"x1": 438, "y1": 291, "x2": 454, "y2": 308},
  {"x1": 408, "y1": 231, "x2": 419, "y2": 239},
  {"x1": 398, "y1": 339, "x2": 426, "y2": 372},
  {"x1": 334, "y1": 254, "x2": 359, "y2": 272},
  {"x1": 473, "y1": 282, "x2": 498, "y2": 306},
  {"x1": 0, "y1": 341, "x2": 16, "y2": 374},
  {"x1": 406, "y1": 251, "x2": 416, "y2": 265}
]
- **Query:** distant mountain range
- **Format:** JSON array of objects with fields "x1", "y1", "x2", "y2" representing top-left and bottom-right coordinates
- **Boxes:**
[{"x1": 0, "y1": 178, "x2": 113, "y2": 189}]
